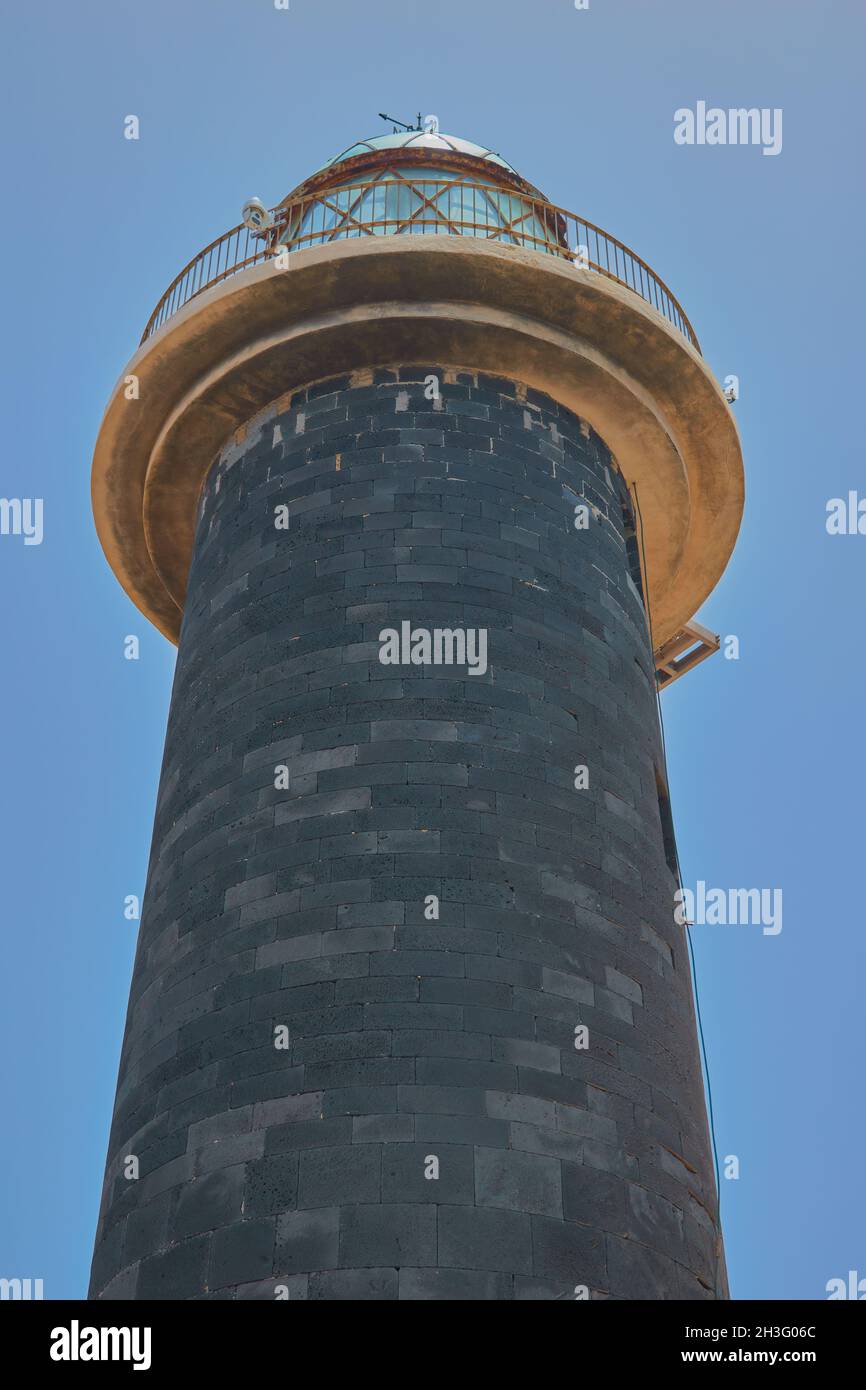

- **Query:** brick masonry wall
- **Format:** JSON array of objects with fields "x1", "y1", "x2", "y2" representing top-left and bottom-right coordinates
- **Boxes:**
[{"x1": 90, "y1": 368, "x2": 725, "y2": 1301}]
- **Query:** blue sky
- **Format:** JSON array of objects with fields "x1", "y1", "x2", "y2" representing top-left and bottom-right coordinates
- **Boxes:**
[{"x1": 1, "y1": 0, "x2": 863, "y2": 1299}]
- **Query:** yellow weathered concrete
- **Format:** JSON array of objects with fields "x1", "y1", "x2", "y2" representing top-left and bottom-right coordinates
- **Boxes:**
[{"x1": 92, "y1": 235, "x2": 743, "y2": 646}]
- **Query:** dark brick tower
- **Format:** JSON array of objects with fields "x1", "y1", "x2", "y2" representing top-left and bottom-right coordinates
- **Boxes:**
[{"x1": 90, "y1": 127, "x2": 743, "y2": 1300}]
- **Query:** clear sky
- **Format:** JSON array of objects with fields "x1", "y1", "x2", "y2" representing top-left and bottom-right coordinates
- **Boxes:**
[{"x1": 1, "y1": 0, "x2": 863, "y2": 1300}]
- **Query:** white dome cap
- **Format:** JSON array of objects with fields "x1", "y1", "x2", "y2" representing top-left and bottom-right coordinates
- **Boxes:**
[{"x1": 317, "y1": 130, "x2": 518, "y2": 174}]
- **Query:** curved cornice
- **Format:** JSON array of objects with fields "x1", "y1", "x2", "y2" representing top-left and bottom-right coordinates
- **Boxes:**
[{"x1": 92, "y1": 235, "x2": 743, "y2": 647}]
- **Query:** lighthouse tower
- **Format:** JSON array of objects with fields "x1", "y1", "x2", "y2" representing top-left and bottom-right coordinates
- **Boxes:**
[{"x1": 90, "y1": 122, "x2": 742, "y2": 1300}]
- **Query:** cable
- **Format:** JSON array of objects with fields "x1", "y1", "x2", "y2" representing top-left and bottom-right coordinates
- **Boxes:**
[{"x1": 631, "y1": 480, "x2": 725, "y2": 1300}]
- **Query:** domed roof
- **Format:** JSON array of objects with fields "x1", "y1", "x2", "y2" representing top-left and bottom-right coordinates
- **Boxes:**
[{"x1": 317, "y1": 130, "x2": 518, "y2": 175}]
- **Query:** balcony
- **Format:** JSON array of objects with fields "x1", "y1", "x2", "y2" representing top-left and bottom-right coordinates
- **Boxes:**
[{"x1": 140, "y1": 177, "x2": 700, "y2": 352}]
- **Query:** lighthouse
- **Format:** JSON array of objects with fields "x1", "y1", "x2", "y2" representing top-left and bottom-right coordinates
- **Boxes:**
[{"x1": 89, "y1": 121, "x2": 743, "y2": 1300}]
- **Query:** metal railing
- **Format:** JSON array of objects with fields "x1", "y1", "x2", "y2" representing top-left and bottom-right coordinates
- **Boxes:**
[{"x1": 140, "y1": 178, "x2": 700, "y2": 351}]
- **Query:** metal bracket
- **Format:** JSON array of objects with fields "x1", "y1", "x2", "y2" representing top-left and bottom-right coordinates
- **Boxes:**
[{"x1": 655, "y1": 619, "x2": 720, "y2": 690}]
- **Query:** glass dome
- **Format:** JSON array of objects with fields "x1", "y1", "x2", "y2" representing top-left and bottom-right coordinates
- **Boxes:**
[
  {"x1": 280, "y1": 134, "x2": 563, "y2": 257},
  {"x1": 315, "y1": 130, "x2": 519, "y2": 175}
]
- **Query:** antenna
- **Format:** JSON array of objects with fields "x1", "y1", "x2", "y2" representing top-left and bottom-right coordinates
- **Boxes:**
[{"x1": 378, "y1": 111, "x2": 421, "y2": 133}]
